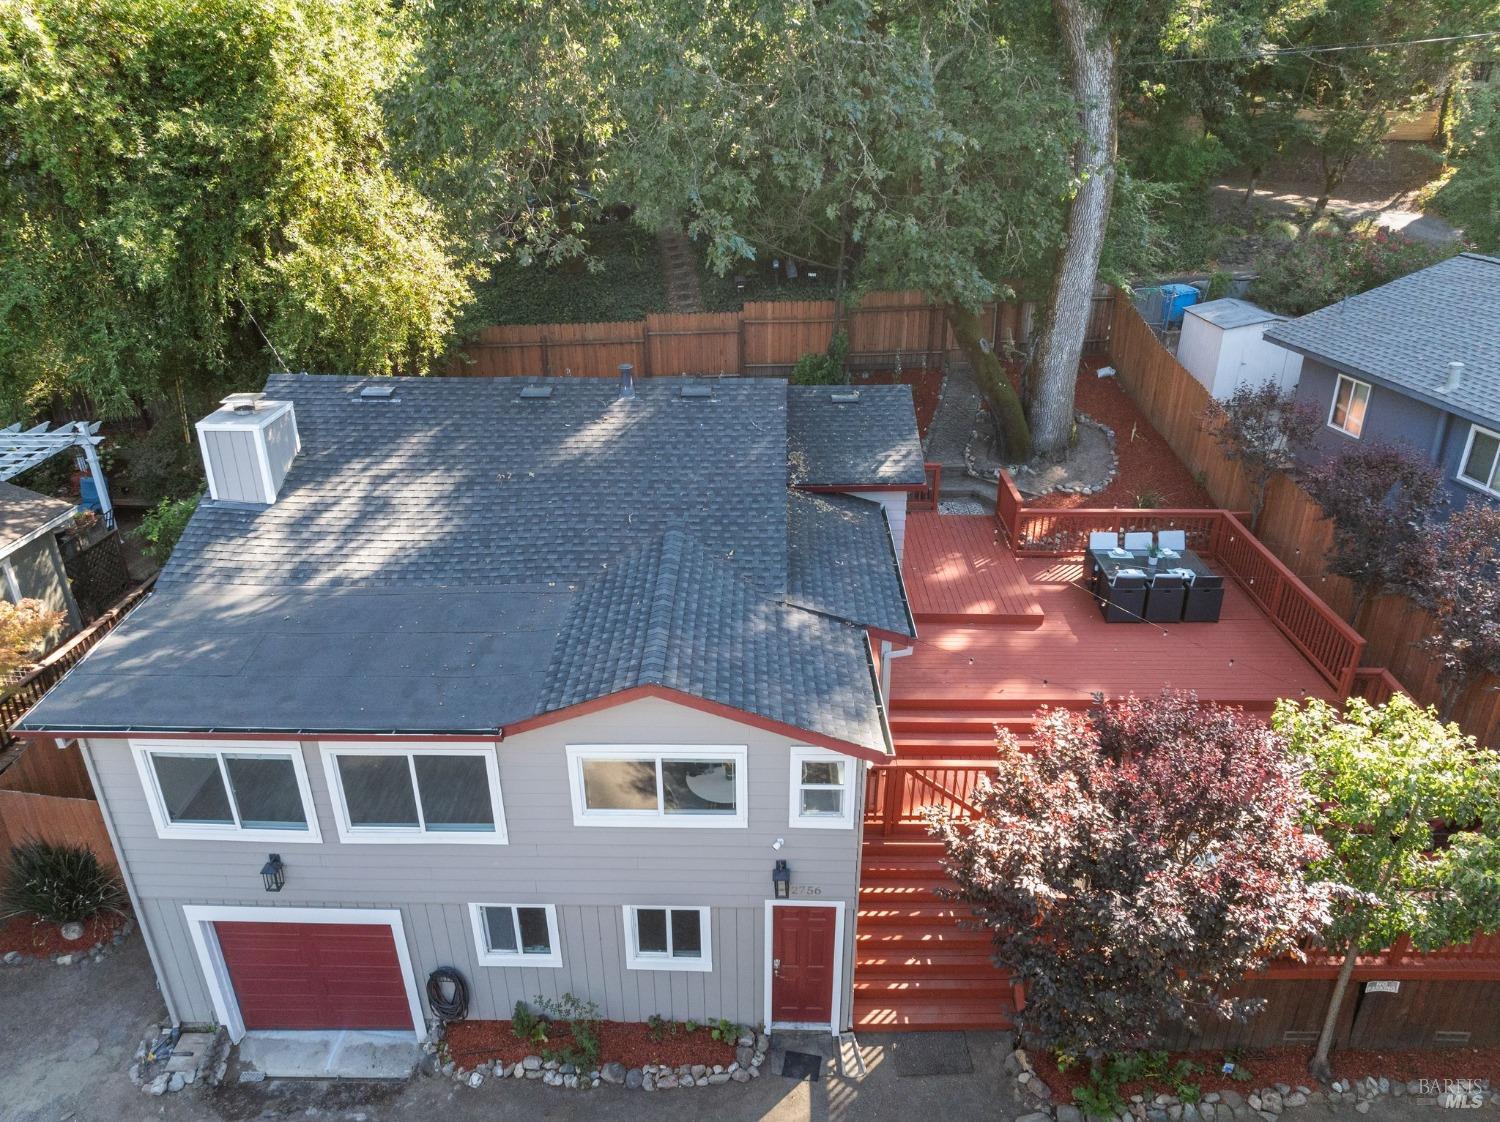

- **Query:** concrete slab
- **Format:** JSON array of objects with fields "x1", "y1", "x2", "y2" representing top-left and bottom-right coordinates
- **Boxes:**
[{"x1": 237, "y1": 1030, "x2": 419, "y2": 1081}]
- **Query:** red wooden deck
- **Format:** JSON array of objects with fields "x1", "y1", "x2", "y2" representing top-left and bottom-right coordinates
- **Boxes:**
[
  {"x1": 894, "y1": 525, "x2": 1338, "y2": 717},
  {"x1": 902, "y1": 513, "x2": 1042, "y2": 624}
]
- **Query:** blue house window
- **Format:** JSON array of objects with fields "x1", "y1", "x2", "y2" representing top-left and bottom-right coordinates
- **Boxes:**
[
  {"x1": 1328, "y1": 374, "x2": 1370, "y2": 438},
  {"x1": 1459, "y1": 425, "x2": 1500, "y2": 497}
]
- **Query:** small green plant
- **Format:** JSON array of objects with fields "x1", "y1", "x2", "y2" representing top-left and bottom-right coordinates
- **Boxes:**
[
  {"x1": 510, "y1": 1000, "x2": 548, "y2": 1046},
  {"x1": 1073, "y1": 1080, "x2": 1125, "y2": 1116},
  {"x1": 134, "y1": 494, "x2": 200, "y2": 567},
  {"x1": 684, "y1": 1019, "x2": 698, "y2": 1033},
  {"x1": 534, "y1": 992, "x2": 602, "y2": 1069},
  {"x1": 1054, "y1": 1050, "x2": 1080, "y2": 1073},
  {"x1": 1133, "y1": 489, "x2": 1165, "y2": 509},
  {"x1": 708, "y1": 1017, "x2": 741, "y2": 1043},
  {"x1": 1205, "y1": 270, "x2": 1234, "y2": 301},
  {"x1": 1, "y1": 840, "x2": 126, "y2": 924},
  {"x1": 647, "y1": 1013, "x2": 668, "y2": 1042},
  {"x1": 790, "y1": 331, "x2": 849, "y2": 385}
]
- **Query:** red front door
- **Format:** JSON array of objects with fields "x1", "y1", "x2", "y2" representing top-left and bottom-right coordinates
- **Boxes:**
[
  {"x1": 215, "y1": 921, "x2": 412, "y2": 1031},
  {"x1": 772, "y1": 905, "x2": 837, "y2": 1026}
]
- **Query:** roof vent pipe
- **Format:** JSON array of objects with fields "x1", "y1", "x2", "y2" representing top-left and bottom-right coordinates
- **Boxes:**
[
  {"x1": 618, "y1": 363, "x2": 635, "y2": 400},
  {"x1": 1439, "y1": 361, "x2": 1464, "y2": 394}
]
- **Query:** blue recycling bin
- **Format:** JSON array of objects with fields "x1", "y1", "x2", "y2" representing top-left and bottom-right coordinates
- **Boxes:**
[
  {"x1": 79, "y1": 475, "x2": 103, "y2": 513},
  {"x1": 1159, "y1": 283, "x2": 1200, "y2": 327}
]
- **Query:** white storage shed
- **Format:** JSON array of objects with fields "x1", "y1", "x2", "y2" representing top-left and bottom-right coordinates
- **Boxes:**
[{"x1": 1177, "y1": 298, "x2": 1303, "y2": 401}]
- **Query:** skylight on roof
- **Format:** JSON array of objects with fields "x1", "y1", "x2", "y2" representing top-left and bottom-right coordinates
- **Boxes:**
[
  {"x1": 359, "y1": 384, "x2": 396, "y2": 400},
  {"x1": 830, "y1": 390, "x2": 860, "y2": 404},
  {"x1": 680, "y1": 384, "x2": 713, "y2": 399},
  {"x1": 520, "y1": 385, "x2": 554, "y2": 399}
]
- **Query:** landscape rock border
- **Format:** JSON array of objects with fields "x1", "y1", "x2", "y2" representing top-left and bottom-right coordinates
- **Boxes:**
[
  {"x1": 128, "y1": 1024, "x2": 229, "y2": 1096},
  {"x1": 1003, "y1": 1043, "x2": 1499, "y2": 1121},
  {"x1": 0, "y1": 914, "x2": 134, "y2": 968},
  {"x1": 965, "y1": 410, "x2": 1120, "y2": 499},
  {"x1": 425, "y1": 1026, "x2": 771, "y2": 1093}
]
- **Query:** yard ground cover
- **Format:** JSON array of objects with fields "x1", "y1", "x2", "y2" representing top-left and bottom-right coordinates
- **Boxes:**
[
  {"x1": 1025, "y1": 356, "x2": 1213, "y2": 510},
  {"x1": 443, "y1": 1018, "x2": 738, "y2": 1071},
  {"x1": 0, "y1": 909, "x2": 128, "y2": 958},
  {"x1": 1034, "y1": 1045, "x2": 1500, "y2": 1102}
]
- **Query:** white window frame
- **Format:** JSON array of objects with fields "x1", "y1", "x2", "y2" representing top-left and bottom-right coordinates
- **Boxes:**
[
  {"x1": 467, "y1": 903, "x2": 563, "y2": 968},
  {"x1": 1456, "y1": 423, "x2": 1500, "y2": 497},
  {"x1": 1327, "y1": 374, "x2": 1371, "y2": 438},
  {"x1": 788, "y1": 747, "x2": 859, "y2": 829},
  {"x1": 565, "y1": 745, "x2": 748, "y2": 828},
  {"x1": 621, "y1": 905, "x2": 713, "y2": 972},
  {"x1": 130, "y1": 739, "x2": 321, "y2": 843},
  {"x1": 319, "y1": 742, "x2": 508, "y2": 845}
]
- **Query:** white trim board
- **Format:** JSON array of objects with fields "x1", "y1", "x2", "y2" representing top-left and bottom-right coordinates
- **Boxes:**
[
  {"x1": 181, "y1": 905, "x2": 425, "y2": 1043},
  {"x1": 763, "y1": 899, "x2": 846, "y2": 1035}
]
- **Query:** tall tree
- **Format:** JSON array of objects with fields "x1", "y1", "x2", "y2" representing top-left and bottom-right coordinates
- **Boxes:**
[
  {"x1": 0, "y1": 0, "x2": 474, "y2": 422},
  {"x1": 1300, "y1": 442, "x2": 1444, "y2": 626},
  {"x1": 1415, "y1": 504, "x2": 1500, "y2": 722},
  {"x1": 930, "y1": 692, "x2": 1332, "y2": 1064},
  {"x1": 1275, "y1": 694, "x2": 1500, "y2": 1080}
]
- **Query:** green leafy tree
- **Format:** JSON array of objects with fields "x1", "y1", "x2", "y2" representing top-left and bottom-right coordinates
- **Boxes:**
[
  {"x1": 0, "y1": 0, "x2": 475, "y2": 421},
  {"x1": 134, "y1": 495, "x2": 200, "y2": 569},
  {"x1": 1275, "y1": 694, "x2": 1500, "y2": 1079},
  {"x1": 1433, "y1": 82, "x2": 1500, "y2": 251}
]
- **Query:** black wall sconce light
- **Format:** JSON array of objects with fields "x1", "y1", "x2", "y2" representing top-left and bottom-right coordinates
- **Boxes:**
[
  {"x1": 772, "y1": 859, "x2": 791, "y2": 899},
  {"x1": 260, "y1": 854, "x2": 285, "y2": 893}
]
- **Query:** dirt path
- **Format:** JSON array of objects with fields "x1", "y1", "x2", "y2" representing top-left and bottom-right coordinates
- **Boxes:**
[{"x1": 657, "y1": 228, "x2": 704, "y2": 314}]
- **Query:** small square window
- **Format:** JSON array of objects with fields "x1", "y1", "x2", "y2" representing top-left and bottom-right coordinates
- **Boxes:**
[
  {"x1": 790, "y1": 748, "x2": 857, "y2": 829},
  {"x1": 623, "y1": 906, "x2": 711, "y2": 971},
  {"x1": 470, "y1": 904, "x2": 561, "y2": 967}
]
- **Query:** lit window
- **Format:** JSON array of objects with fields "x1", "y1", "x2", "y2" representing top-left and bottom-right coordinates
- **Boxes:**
[
  {"x1": 131, "y1": 741, "x2": 319, "y2": 842},
  {"x1": 566, "y1": 746, "x2": 747, "y2": 827},
  {"x1": 789, "y1": 747, "x2": 858, "y2": 828},
  {"x1": 322, "y1": 745, "x2": 506, "y2": 843},
  {"x1": 1328, "y1": 374, "x2": 1371, "y2": 438},
  {"x1": 1458, "y1": 425, "x2": 1500, "y2": 496},
  {"x1": 469, "y1": 904, "x2": 561, "y2": 967},
  {"x1": 623, "y1": 905, "x2": 711, "y2": 971}
]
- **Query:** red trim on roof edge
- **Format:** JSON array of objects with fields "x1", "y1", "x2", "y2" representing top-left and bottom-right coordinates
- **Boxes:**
[
  {"x1": 795, "y1": 483, "x2": 925, "y2": 494},
  {"x1": 500, "y1": 685, "x2": 891, "y2": 763}
]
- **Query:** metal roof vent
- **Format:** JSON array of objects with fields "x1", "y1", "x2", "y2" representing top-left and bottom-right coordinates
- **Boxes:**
[
  {"x1": 359, "y1": 383, "x2": 396, "y2": 400},
  {"x1": 221, "y1": 392, "x2": 267, "y2": 414},
  {"x1": 830, "y1": 389, "x2": 861, "y2": 404},
  {"x1": 1437, "y1": 361, "x2": 1464, "y2": 394},
  {"x1": 618, "y1": 363, "x2": 636, "y2": 400},
  {"x1": 520, "y1": 384, "x2": 554, "y2": 399},
  {"x1": 680, "y1": 383, "x2": 713, "y2": 399}
]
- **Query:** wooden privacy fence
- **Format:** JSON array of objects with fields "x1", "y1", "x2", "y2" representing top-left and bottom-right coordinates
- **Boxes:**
[
  {"x1": 864, "y1": 760, "x2": 994, "y2": 835},
  {"x1": 0, "y1": 788, "x2": 113, "y2": 874},
  {"x1": 450, "y1": 290, "x2": 1114, "y2": 378},
  {"x1": 993, "y1": 486, "x2": 1364, "y2": 695},
  {"x1": 1105, "y1": 291, "x2": 1500, "y2": 745}
]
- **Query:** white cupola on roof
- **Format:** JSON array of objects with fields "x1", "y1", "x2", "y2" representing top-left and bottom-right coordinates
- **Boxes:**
[{"x1": 195, "y1": 392, "x2": 300, "y2": 505}]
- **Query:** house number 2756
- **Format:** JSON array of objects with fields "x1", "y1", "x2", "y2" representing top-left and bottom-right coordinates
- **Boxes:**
[{"x1": 790, "y1": 885, "x2": 823, "y2": 898}]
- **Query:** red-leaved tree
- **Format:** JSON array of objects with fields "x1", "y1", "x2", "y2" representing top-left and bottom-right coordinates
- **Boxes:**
[
  {"x1": 1415, "y1": 504, "x2": 1500, "y2": 721},
  {"x1": 928, "y1": 692, "x2": 1333, "y2": 1064},
  {"x1": 1202, "y1": 382, "x2": 1321, "y2": 532},
  {"x1": 1300, "y1": 442, "x2": 1444, "y2": 627}
]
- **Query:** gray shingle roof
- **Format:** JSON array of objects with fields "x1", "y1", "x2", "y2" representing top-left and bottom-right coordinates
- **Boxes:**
[
  {"x1": 786, "y1": 491, "x2": 914, "y2": 637},
  {"x1": 20, "y1": 373, "x2": 916, "y2": 754},
  {"x1": 542, "y1": 529, "x2": 888, "y2": 752},
  {"x1": 1263, "y1": 253, "x2": 1500, "y2": 428},
  {"x1": 787, "y1": 385, "x2": 925, "y2": 487},
  {"x1": 0, "y1": 482, "x2": 75, "y2": 555}
]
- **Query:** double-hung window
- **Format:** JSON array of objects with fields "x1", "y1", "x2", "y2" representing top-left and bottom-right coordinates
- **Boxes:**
[
  {"x1": 566, "y1": 745, "x2": 747, "y2": 828},
  {"x1": 1458, "y1": 424, "x2": 1500, "y2": 497},
  {"x1": 789, "y1": 747, "x2": 858, "y2": 828},
  {"x1": 321, "y1": 744, "x2": 507, "y2": 843},
  {"x1": 622, "y1": 905, "x2": 712, "y2": 971},
  {"x1": 468, "y1": 904, "x2": 561, "y2": 967},
  {"x1": 131, "y1": 740, "x2": 319, "y2": 842},
  {"x1": 1328, "y1": 374, "x2": 1371, "y2": 438}
]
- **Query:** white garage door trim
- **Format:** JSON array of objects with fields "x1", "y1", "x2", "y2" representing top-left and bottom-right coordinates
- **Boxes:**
[{"x1": 182, "y1": 905, "x2": 425, "y2": 1043}]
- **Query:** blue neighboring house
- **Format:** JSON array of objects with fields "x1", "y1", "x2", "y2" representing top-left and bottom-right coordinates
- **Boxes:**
[{"x1": 1264, "y1": 252, "x2": 1500, "y2": 512}]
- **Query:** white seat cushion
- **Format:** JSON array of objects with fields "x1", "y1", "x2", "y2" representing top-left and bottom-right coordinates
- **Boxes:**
[
  {"x1": 1089, "y1": 531, "x2": 1119, "y2": 551},
  {"x1": 1157, "y1": 530, "x2": 1186, "y2": 551},
  {"x1": 1123, "y1": 531, "x2": 1153, "y2": 551}
]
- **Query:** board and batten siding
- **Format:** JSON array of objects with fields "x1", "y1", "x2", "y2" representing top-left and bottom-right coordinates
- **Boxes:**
[
  {"x1": 261, "y1": 407, "x2": 300, "y2": 495},
  {"x1": 201, "y1": 428, "x2": 267, "y2": 505},
  {"x1": 85, "y1": 696, "x2": 864, "y2": 1031}
]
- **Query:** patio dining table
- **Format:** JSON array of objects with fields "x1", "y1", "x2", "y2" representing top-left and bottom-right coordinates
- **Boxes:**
[{"x1": 1088, "y1": 546, "x2": 1222, "y2": 623}]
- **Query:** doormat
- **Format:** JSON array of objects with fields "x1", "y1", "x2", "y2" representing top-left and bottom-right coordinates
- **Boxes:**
[
  {"x1": 891, "y1": 1032, "x2": 973, "y2": 1077},
  {"x1": 780, "y1": 1050, "x2": 824, "y2": 1082}
]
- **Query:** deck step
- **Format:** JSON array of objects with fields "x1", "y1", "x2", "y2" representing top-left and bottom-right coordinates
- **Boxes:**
[
  {"x1": 856, "y1": 925, "x2": 991, "y2": 947},
  {"x1": 888, "y1": 710, "x2": 1036, "y2": 733},
  {"x1": 856, "y1": 950, "x2": 1000, "y2": 975},
  {"x1": 851, "y1": 1003, "x2": 1014, "y2": 1031}
]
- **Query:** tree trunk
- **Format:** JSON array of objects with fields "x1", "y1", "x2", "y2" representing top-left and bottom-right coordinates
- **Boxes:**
[
  {"x1": 1027, "y1": 0, "x2": 1118, "y2": 460},
  {"x1": 946, "y1": 303, "x2": 1031, "y2": 463},
  {"x1": 1438, "y1": 674, "x2": 1467, "y2": 723},
  {"x1": 1310, "y1": 943, "x2": 1359, "y2": 1082}
]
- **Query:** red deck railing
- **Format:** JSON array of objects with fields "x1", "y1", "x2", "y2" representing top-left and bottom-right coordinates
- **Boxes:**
[
  {"x1": 864, "y1": 759, "x2": 995, "y2": 835},
  {"x1": 991, "y1": 472, "x2": 1363, "y2": 696},
  {"x1": 1351, "y1": 666, "x2": 1407, "y2": 706},
  {"x1": 909, "y1": 463, "x2": 943, "y2": 512}
]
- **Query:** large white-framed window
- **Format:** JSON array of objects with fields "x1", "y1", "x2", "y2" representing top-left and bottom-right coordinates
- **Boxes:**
[
  {"x1": 565, "y1": 745, "x2": 748, "y2": 828},
  {"x1": 1327, "y1": 374, "x2": 1371, "y2": 438},
  {"x1": 468, "y1": 904, "x2": 562, "y2": 968},
  {"x1": 1457, "y1": 424, "x2": 1500, "y2": 497},
  {"x1": 319, "y1": 743, "x2": 507, "y2": 844},
  {"x1": 622, "y1": 905, "x2": 712, "y2": 972},
  {"x1": 130, "y1": 739, "x2": 320, "y2": 843},
  {"x1": 788, "y1": 747, "x2": 858, "y2": 829}
]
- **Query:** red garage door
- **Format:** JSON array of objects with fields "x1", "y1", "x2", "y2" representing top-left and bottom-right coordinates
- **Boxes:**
[{"x1": 214, "y1": 921, "x2": 412, "y2": 1031}]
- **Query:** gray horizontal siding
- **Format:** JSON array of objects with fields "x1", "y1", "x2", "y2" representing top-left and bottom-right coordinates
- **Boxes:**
[{"x1": 88, "y1": 696, "x2": 861, "y2": 1028}]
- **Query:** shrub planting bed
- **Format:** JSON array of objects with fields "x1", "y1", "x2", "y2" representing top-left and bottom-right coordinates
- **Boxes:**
[
  {"x1": 0, "y1": 909, "x2": 131, "y2": 964},
  {"x1": 444, "y1": 1017, "x2": 739, "y2": 1071}
]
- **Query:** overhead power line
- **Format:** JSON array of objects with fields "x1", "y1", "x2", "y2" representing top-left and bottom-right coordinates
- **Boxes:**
[{"x1": 1126, "y1": 29, "x2": 1500, "y2": 67}]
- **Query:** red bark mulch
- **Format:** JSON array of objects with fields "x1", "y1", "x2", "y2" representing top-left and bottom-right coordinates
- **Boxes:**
[
  {"x1": 444, "y1": 1018, "x2": 739, "y2": 1071},
  {"x1": 0, "y1": 910, "x2": 128, "y2": 958},
  {"x1": 1033, "y1": 1045, "x2": 1500, "y2": 1102},
  {"x1": 850, "y1": 367, "x2": 944, "y2": 439},
  {"x1": 1025, "y1": 357, "x2": 1213, "y2": 511}
]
